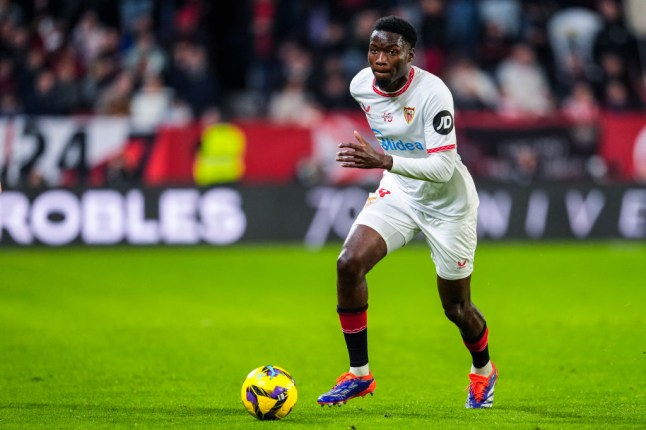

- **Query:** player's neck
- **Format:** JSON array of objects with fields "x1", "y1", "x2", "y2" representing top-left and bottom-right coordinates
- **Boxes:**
[{"x1": 374, "y1": 67, "x2": 412, "y2": 93}]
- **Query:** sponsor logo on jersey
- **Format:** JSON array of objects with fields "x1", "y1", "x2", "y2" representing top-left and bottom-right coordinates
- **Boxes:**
[
  {"x1": 382, "y1": 112, "x2": 393, "y2": 122},
  {"x1": 360, "y1": 103, "x2": 371, "y2": 113},
  {"x1": 372, "y1": 128, "x2": 424, "y2": 152},
  {"x1": 403, "y1": 107, "x2": 415, "y2": 124},
  {"x1": 433, "y1": 110, "x2": 454, "y2": 135}
]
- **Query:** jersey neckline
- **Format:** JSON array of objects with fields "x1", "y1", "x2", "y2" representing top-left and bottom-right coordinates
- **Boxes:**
[{"x1": 372, "y1": 67, "x2": 415, "y2": 97}]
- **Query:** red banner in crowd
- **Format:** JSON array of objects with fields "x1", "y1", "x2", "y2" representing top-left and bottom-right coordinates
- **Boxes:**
[{"x1": 598, "y1": 113, "x2": 646, "y2": 181}]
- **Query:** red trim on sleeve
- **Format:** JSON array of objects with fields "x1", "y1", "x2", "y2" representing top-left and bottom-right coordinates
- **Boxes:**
[
  {"x1": 427, "y1": 144, "x2": 456, "y2": 154},
  {"x1": 372, "y1": 68, "x2": 415, "y2": 97}
]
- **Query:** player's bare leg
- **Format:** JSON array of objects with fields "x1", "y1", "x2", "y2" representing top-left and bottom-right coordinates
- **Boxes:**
[
  {"x1": 437, "y1": 276, "x2": 497, "y2": 408},
  {"x1": 437, "y1": 275, "x2": 485, "y2": 340},
  {"x1": 336, "y1": 225, "x2": 386, "y2": 309},
  {"x1": 318, "y1": 225, "x2": 386, "y2": 406}
]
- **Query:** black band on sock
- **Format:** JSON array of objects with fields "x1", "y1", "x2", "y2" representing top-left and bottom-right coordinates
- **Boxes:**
[
  {"x1": 344, "y1": 329, "x2": 369, "y2": 367},
  {"x1": 337, "y1": 304, "x2": 368, "y2": 314},
  {"x1": 462, "y1": 323, "x2": 490, "y2": 369},
  {"x1": 472, "y1": 345, "x2": 490, "y2": 369}
]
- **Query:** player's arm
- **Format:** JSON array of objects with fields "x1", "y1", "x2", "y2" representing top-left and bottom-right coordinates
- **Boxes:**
[
  {"x1": 337, "y1": 131, "x2": 393, "y2": 170},
  {"x1": 336, "y1": 130, "x2": 455, "y2": 183},
  {"x1": 389, "y1": 146, "x2": 456, "y2": 183},
  {"x1": 389, "y1": 85, "x2": 458, "y2": 183}
]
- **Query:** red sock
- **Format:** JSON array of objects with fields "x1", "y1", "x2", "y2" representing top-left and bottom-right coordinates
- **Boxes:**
[
  {"x1": 338, "y1": 306, "x2": 368, "y2": 367},
  {"x1": 463, "y1": 325, "x2": 490, "y2": 369}
]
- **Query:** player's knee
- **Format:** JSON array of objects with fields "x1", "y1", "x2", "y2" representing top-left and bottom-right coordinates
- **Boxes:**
[
  {"x1": 336, "y1": 252, "x2": 365, "y2": 284},
  {"x1": 443, "y1": 301, "x2": 467, "y2": 325}
]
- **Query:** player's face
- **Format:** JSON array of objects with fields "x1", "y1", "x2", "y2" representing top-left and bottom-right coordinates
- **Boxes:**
[{"x1": 368, "y1": 30, "x2": 414, "y2": 92}]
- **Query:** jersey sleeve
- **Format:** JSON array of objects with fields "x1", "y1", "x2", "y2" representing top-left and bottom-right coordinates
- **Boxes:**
[{"x1": 389, "y1": 80, "x2": 457, "y2": 183}]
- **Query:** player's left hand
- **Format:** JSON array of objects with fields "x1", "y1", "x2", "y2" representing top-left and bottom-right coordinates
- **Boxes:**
[{"x1": 337, "y1": 131, "x2": 393, "y2": 170}]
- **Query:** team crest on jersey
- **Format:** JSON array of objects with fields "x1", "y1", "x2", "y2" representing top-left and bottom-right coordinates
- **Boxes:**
[{"x1": 403, "y1": 107, "x2": 415, "y2": 124}]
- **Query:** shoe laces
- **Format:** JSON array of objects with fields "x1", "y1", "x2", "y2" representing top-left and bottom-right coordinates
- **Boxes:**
[
  {"x1": 335, "y1": 372, "x2": 356, "y2": 385},
  {"x1": 334, "y1": 372, "x2": 370, "y2": 387},
  {"x1": 467, "y1": 373, "x2": 488, "y2": 402}
]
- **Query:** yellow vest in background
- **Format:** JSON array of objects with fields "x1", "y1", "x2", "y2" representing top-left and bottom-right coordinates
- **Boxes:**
[{"x1": 194, "y1": 123, "x2": 245, "y2": 184}]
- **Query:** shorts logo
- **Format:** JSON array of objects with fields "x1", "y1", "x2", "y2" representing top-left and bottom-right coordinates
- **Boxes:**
[
  {"x1": 457, "y1": 259, "x2": 468, "y2": 268},
  {"x1": 378, "y1": 188, "x2": 391, "y2": 198},
  {"x1": 433, "y1": 110, "x2": 454, "y2": 135},
  {"x1": 403, "y1": 106, "x2": 415, "y2": 124}
]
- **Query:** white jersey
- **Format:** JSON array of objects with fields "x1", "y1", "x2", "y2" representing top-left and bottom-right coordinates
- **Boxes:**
[{"x1": 350, "y1": 66, "x2": 479, "y2": 220}]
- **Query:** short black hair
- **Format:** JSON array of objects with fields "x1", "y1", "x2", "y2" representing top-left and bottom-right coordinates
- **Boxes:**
[{"x1": 373, "y1": 16, "x2": 417, "y2": 48}]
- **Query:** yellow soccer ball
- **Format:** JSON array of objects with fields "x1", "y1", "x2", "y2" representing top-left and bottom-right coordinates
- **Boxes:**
[{"x1": 241, "y1": 365, "x2": 297, "y2": 420}]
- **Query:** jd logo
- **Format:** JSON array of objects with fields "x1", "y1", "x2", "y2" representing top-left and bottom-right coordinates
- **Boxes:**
[{"x1": 433, "y1": 110, "x2": 453, "y2": 135}]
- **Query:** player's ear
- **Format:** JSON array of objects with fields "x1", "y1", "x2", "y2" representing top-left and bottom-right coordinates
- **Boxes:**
[{"x1": 408, "y1": 47, "x2": 415, "y2": 63}]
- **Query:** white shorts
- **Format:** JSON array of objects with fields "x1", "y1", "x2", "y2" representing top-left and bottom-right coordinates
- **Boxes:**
[{"x1": 353, "y1": 190, "x2": 477, "y2": 280}]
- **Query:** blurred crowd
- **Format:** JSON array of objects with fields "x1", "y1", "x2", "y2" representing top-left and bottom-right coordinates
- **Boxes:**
[{"x1": 0, "y1": 0, "x2": 645, "y2": 127}]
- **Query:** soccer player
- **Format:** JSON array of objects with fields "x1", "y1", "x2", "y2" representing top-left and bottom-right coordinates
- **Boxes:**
[{"x1": 316, "y1": 16, "x2": 497, "y2": 409}]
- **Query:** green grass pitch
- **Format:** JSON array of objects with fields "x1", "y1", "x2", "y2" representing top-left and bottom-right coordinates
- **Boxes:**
[{"x1": 1, "y1": 242, "x2": 644, "y2": 429}]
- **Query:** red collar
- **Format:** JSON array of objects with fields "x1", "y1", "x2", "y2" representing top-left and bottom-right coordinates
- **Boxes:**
[{"x1": 372, "y1": 67, "x2": 415, "y2": 97}]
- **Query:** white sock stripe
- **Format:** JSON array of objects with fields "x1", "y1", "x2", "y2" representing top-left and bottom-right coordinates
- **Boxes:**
[{"x1": 342, "y1": 326, "x2": 367, "y2": 334}]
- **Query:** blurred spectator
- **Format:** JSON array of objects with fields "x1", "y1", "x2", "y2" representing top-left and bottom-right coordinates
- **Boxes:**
[
  {"x1": 15, "y1": 47, "x2": 45, "y2": 102},
  {"x1": 0, "y1": 0, "x2": 22, "y2": 24},
  {"x1": 244, "y1": 0, "x2": 280, "y2": 112},
  {"x1": 166, "y1": 42, "x2": 218, "y2": 117},
  {"x1": 594, "y1": 52, "x2": 644, "y2": 110},
  {"x1": 478, "y1": 0, "x2": 522, "y2": 39},
  {"x1": 343, "y1": 9, "x2": 380, "y2": 79},
  {"x1": 35, "y1": 13, "x2": 64, "y2": 54},
  {"x1": 603, "y1": 79, "x2": 640, "y2": 112},
  {"x1": 173, "y1": 0, "x2": 204, "y2": 42},
  {"x1": 268, "y1": 76, "x2": 322, "y2": 126},
  {"x1": 593, "y1": 0, "x2": 639, "y2": 64},
  {"x1": 316, "y1": 56, "x2": 355, "y2": 110},
  {"x1": 0, "y1": 56, "x2": 15, "y2": 94},
  {"x1": 445, "y1": 56, "x2": 500, "y2": 110},
  {"x1": 24, "y1": 70, "x2": 62, "y2": 115},
  {"x1": 562, "y1": 81, "x2": 600, "y2": 123},
  {"x1": 72, "y1": 10, "x2": 108, "y2": 68},
  {"x1": 82, "y1": 54, "x2": 119, "y2": 110},
  {"x1": 268, "y1": 81, "x2": 322, "y2": 125},
  {"x1": 496, "y1": 43, "x2": 554, "y2": 117},
  {"x1": 419, "y1": 0, "x2": 447, "y2": 75},
  {"x1": 476, "y1": 19, "x2": 515, "y2": 73},
  {"x1": 5, "y1": 24, "x2": 29, "y2": 60},
  {"x1": 547, "y1": 6, "x2": 602, "y2": 93},
  {"x1": 96, "y1": 71, "x2": 135, "y2": 116},
  {"x1": 130, "y1": 73, "x2": 173, "y2": 133},
  {"x1": 445, "y1": 0, "x2": 479, "y2": 56},
  {"x1": 623, "y1": 0, "x2": 646, "y2": 43},
  {"x1": 561, "y1": 81, "x2": 602, "y2": 174},
  {"x1": 53, "y1": 54, "x2": 83, "y2": 114},
  {"x1": 119, "y1": 0, "x2": 154, "y2": 46},
  {"x1": 123, "y1": 31, "x2": 167, "y2": 78},
  {"x1": 0, "y1": 92, "x2": 22, "y2": 116},
  {"x1": 592, "y1": 0, "x2": 642, "y2": 101},
  {"x1": 521, "y1": 1, "x2": 558, "y2": 73}
]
